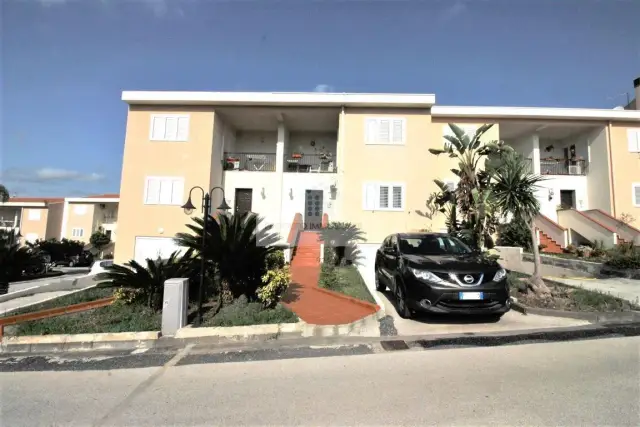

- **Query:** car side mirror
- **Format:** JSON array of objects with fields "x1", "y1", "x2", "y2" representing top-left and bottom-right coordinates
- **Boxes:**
[{"x1": 384, "y1": 247, "x2": 397, "y2": 255}]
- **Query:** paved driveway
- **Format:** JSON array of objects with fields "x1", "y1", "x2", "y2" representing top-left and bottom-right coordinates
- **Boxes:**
[{"x1": 376, "y1": 290, "x2": 589, "y2": 336}]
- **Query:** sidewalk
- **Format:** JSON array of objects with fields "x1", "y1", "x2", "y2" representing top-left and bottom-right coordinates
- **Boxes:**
[{"x1": 548, "y1": 277, "x2": 640, "y2": 304}]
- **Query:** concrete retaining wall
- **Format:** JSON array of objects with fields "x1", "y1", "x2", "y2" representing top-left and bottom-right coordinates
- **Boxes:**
[{"x1": 0, "y1": 275, "x2": 99, "y2": 303}]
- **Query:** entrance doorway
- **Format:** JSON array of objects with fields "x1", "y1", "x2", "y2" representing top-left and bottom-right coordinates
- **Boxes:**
[
  {"x1": 304, "y1": 190, "x2": 323, "y2": 230},
  {"x1": 234, "y1": 188, "x2": 253, "y2": 214},
  {"x1": 559, "y1": 190, "x2": 576, "y2": 209}
]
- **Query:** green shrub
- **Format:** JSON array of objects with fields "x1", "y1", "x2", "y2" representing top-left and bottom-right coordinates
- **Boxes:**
[
  {"x1": 265, "y1": 249, "x2": 285, "y2": 270},
  {"x1": 496, "y1": 219, "x2": 531, "y2": 250},
  {"x1": 204, "y1": 295, "x2": 297, "y2": 327},
  {"x1": 319, "y1": 264, "x2": 341, "y2": 291},
  {"x1": 257, "y1": 266, "x2": 290, "y2": 308},
  {"x1": 605, "y1": 252, "x2": 640, "y2": 269}
]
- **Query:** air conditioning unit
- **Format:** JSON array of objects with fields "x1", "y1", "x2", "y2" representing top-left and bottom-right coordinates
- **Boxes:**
[
  {"x1": 99, "y1": 203, "x2": 106, "y2": 209},
  {"x1": 568, "y1": 165, "x2": 582, "y2": 175}
]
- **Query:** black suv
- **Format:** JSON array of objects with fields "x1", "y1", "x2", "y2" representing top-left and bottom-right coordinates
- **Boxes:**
[{"x1": 375, "y1": 233, "x2": 510, "y2": 319}]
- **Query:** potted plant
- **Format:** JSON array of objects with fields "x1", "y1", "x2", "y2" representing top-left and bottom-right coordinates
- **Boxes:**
[{"x1": 291, "y1": 153, "x2": 303, "y2": 159}]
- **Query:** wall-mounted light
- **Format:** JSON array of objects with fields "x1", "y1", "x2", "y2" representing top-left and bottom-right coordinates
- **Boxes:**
[
  {"x1": 289, "y1": 188, "x2": 293, "y2": 200},
  {"x1": 261, "y1": 187, "x2": 266, "y2": 199},
  {"x1": 548, "y1": 188, "x2": 554, "y2": 201}
]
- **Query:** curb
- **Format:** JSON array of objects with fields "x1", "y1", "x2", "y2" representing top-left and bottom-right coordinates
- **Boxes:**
[
  {"x1": 510, "y1": 298, "x2": 640, "y2": 324},
  {"x1": 1, "y1": 331, "x2": 159, "y2": 354},
  {"x1": 311, "y1": 286, "x2": 380, "y2": 311}
]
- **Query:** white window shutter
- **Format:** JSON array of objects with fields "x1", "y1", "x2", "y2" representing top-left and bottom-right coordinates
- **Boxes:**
[
  {"x1": 392, "y1": 120, "x2": 404, "y2": 143},
  {"x1": 378, "y1": 119, "x2": 390, "y2": 143},
  {"x1": 165, "y1": 117, "x2": 178, "y2": 140},
  {"x1": 171, "y1": 179, "x2": 184, "y2": 205},
  {"x1": 151, "y1": 117, "x2": 166, "y2": 140},
  {"x1": 158, "y1": 179, "x2": 173, "y2": 205},
  {"x1": 145, "y1": 178, "x2": 160, "y2": 204},
  {"x1": 634, "y1": 185, "x2": 640, "y2": 205},
  {"x1": 365, "y1": 119, "x2": 378, "y2": 143},
  {"x1": 378, "y1": 185, "x2": 389, "y2": 209},
  {"x1": 392, "y1": 186, "x2": 403, "y2": 209},
  {"x1": 628, "y1": 130, "x2": 640, "y2": 152},
  {"x1": 177, "y1": 117, "x2": 189, "y2": 141},
  {"x1": 362, "y1": 183, "x2": 376, "y2": 210}
]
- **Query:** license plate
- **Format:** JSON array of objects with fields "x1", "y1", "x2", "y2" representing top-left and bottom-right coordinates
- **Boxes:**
[{"x1": 459, "y1": 292, "x2": 483, "y2": 301}]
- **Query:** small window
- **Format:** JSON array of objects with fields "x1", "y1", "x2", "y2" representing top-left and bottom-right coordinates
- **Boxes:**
[
  {"x1": 633, "y1": 183, "x2": 640, "y2": 207},
  {"x1": 628, "y1": 129, "x2": 640, "y2": 153},
  {"x1": 365, "y1": 118, "x2": 406, "y2": 145},
  {"x1": 144, "y1": 177, "x2": 185, "y2": 205},
  {"x1": 71, "y1": 228, "x2": 84, "y2": 238},
  {"x1": 28, "y1": 209, "x2": 41, "y2": 220},
  {"x1": 74, "y1": 205, "x2": 87, "y2": 215},
  {"x1": 362, "y1": 182, "x2": 406, "y2": 211},
  {"x1": 150, "y1": 115, "x2": 190, "y2": 141}
]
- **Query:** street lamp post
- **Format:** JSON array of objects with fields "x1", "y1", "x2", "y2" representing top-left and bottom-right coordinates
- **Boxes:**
[{"x1": 181, "y1": 186, "x2": 231, "y2": 326}]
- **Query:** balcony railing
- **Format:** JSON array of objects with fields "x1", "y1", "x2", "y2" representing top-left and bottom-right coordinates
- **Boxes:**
[
  {"x1": 285, "y1": 154, "x2": 336, "y2": 173},
  {"x1": 0, "y1": 219, "x2": 19, "y2": 228},
  {"x1": 102, "y1": 214, "x2": 118, "y2": 223},
  {"x1": 224, "y1": 153, "x2": 277, "y2": 172},
  {"x1": 539, "y1": 158, "x2": 588, "y2": 176}
]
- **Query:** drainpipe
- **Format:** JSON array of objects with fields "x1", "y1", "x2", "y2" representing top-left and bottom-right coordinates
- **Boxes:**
[{"x1": 606, "y1": 121, "x2": 616, "y2": 217}]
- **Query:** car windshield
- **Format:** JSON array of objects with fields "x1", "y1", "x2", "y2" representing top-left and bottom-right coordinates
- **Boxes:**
[{"x1": 398, "y1": 235, "x2": 473, "y2": 255}]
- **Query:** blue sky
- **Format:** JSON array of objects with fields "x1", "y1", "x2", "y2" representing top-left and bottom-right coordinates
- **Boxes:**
[{"x1": 1, "y1": 0, "x2": 639, "y2": 197}]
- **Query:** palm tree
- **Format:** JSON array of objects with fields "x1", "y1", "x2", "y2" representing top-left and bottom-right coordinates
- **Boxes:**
[
  {"x1": 318, "y1": 221, "x2": 365, "y2": 266},
  {"x1": 490, "y1": 151, "x2": 550, "y2": 296},
  {"x1": 0, "y1": 184, "x2": 9, "y2": 203},
  {"x1": 429, "y1": 124, "x2": 511, "y2": 249},
  {"x1": 96, "y1": 250, "x2": 192, "y2": 310},
  {"x1": 174, "y1": 212, "x2": 280, "y2": 302},
  {"x1": 0, "y1": 242, "x2": 38, "y2": 294}
]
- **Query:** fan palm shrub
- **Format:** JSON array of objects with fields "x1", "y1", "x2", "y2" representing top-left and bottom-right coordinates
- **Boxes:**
[
  {"x1": 174, "y1": 212, "x2": 280, "y2": 302},
  {"x1": 319, "y1": 221, "x2": 365, "y2": 266}
]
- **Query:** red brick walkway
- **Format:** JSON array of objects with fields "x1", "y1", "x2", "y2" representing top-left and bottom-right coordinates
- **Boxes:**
[{"x1": 282, "y1": 232, "x2": 378, "y2": 325}]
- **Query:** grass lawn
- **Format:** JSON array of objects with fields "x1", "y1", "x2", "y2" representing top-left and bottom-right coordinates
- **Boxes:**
[
  {"x1": 200, "y1": 296, "x2": 298, "y2": 327},
  {"x1": 3, "y1": 287, "x2": 162, "y2": 336},
  {"x1": 319, "y1": 264, "x2": 376, "y2": 304},
  {"x1": 508, "y1": 273, "x2": 639, "y2": 312}
]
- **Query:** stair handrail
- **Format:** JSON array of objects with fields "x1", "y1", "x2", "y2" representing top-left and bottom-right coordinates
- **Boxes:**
[
  {"x1": 584, "y1": 209, "x2": 640, "y2": 234},
  {"x1": 287, "y1": 213, "x2": 304, "y2": 247}
]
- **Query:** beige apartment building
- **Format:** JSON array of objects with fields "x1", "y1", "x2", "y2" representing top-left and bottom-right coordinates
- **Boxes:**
[
  {"x1": 0, "y1": 197, "x2": 64, "y2": 244},
  {"x1": 113, "y1": 85, "x2": 640, "y2": 264}
]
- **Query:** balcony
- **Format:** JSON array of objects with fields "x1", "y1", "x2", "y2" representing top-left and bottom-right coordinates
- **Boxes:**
[
  {"x1": 224, "y1": 152, "x2": 277, "y2": 172},
  {"x1": 102, "y1": 214, "x2": 118, "y2": 224},
  {"x1": 285, "y1": 153, "x2": 336, "y2": 173},
  {"x1": 539, "y1": 158, "x2": 588, "y2": 176}
]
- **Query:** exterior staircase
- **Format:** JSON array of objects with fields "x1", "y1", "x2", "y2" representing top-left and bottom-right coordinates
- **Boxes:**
[
  {"x1": 537, "y1": 229, "x2": 563, "y2": 254},
  {"x1": 533, "y1": 214, "x2": 567, "y2": 254},
  {"x1": 291, "y1": 231, "x2": 321, "y2": 267}
]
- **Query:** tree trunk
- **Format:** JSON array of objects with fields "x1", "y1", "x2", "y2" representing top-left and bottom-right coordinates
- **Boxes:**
[{"x1": 528, "y1": 224, "x2": 551, "y2": 296}]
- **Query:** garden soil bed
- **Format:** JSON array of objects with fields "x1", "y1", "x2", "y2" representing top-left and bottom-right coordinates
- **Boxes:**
[{"x1": 510, "y1": 278, "x2": 639, "y2": 313}]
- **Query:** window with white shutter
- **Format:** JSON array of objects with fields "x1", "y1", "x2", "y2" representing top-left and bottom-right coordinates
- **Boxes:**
[
  {"x1": 362, "y1": 182, "x2": 406, "y2": 211},
  {"x1": 150, "y1": 115, "x2": 190, "y2": 141},
  {"x1": 633, "y1": 183, "x2": 640, "y2": 207},
  {"x1": 364, "y1": 118, "x2": 406, "y2": 145},
  {"x1": 144, "y1": 177, "x2": 185, "y2": 205},
  {"x1": 628, "y1": 129, "x2": 640, "y2": 153},
  {"x1": 71, "y1": 228, "x2": 84, "y2": 238}
]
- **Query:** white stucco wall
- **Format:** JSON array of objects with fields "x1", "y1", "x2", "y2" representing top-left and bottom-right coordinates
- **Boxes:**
[
  {"x1": 536, "y1": 175, "x2": 589, "y2": 222},
  {"x1": 288, "y1": 132, "x2": 337, "y2": 157},
  {"x1": 585, "y1": 127, "x2": 611, "y2": 213},
  {"x1": 223, "y1": 171, "x2": 282, "y2": 237},
  {"x1": 234, "y1": 131, "x2": 277, "y2": 154}
]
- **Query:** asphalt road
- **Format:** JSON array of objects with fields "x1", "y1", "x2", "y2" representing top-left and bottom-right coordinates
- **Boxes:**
[{"x1": 2, "y1": 337, "x2": 638, "y2": 426}]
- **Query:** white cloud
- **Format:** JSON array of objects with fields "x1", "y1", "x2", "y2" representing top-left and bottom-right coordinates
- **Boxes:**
[
  {"x1": 438, "y1": 1, "x2": 468, "y2": 22},
  {"x1": 314, "y1": 84, "x2": 334, "y2": 93},
  {"x1": 2, "y1": 167, "x2": 105, "y2": 183},
  {"x1": 33, "y1": 0, "x2": 185, "y2": 18}
]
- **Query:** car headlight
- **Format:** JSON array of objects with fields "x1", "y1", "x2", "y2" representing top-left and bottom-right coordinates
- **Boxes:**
[
  {"x1": 493, "y1": 268, "x2": 507, "y2": 282},
  {"x1": 409, "y1": 268, "x2": 448, "y2": 285}
]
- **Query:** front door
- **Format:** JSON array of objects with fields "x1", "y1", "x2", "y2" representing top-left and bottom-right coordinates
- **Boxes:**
[
  {"x1": 304, "y1": 190, "x2": 323, "y2": 230},
  {"x1": 560, "y1": 190, "x2": 576, "y2": 209},
  {"x1": 234, "y1": 189, "x2": 253, "y2": 214}
]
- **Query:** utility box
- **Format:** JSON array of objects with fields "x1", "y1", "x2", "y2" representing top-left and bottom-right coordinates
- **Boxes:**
[{"x1": 162, "y1": 278, "x2": 189, "y2": 336}]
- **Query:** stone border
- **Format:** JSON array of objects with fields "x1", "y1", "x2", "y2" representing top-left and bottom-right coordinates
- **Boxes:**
[
  {"x1": 522, "y1": 252, "x2": 640, "y2": 280},
  {"x1": 509, "y1": 298, "x2": 640, "y2": 324},
  {"x1": 1, "y1": 331, "x2": 160, "y2": 354},
  {"x1": 0, "y1": 310, "x2": 386, "y2": 354}
]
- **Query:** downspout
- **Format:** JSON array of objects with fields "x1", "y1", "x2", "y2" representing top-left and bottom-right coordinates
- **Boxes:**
[
  {"x1": 605, "y1": 121, "x2": 617, "y2": 217},
  {"x1": 336, "y1": 105, "x2": 346, "y2": 220}
]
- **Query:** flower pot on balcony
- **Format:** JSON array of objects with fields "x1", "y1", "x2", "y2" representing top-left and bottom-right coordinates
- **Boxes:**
[{"x1": 292, "y1": 153, "x2": 303, "y2": 159}]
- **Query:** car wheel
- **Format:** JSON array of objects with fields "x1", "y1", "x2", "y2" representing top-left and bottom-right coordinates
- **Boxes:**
[
  {"x1": 68, "y1": 261, "x2": 74, "y2": 267},
  {"x1": 375, "y1": 266, "x2": 386, "y2": 292},
  {"x1": 394, "y1": 282, "x2": 412, "y2": 319},
  {"x1": 489, "y1": 313, "x2": 504, "y2": 322}
]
